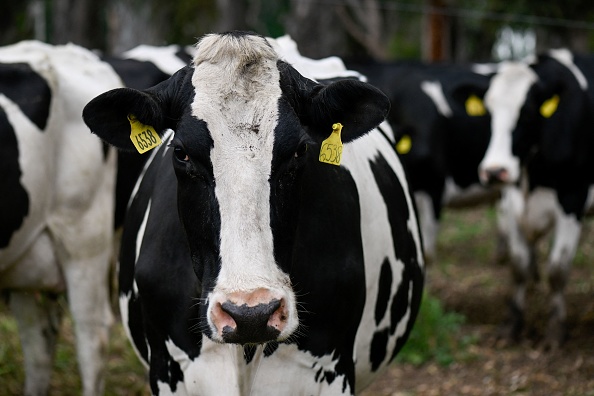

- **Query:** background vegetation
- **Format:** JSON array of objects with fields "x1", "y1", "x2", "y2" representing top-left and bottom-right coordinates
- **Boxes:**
[{"x1": 3, "y1": 0, "x2": 594, "y2": 62}]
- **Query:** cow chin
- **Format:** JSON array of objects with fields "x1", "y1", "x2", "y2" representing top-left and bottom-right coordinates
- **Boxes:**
[{"x1": 206, "y1": 287, "x2": 298, "y2": 345}]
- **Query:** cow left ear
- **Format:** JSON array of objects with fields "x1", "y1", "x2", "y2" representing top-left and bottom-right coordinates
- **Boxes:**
[
  {"x1": 304, "y1": 79, "x2": 390, "y2": 143},
  {"x1": 83, "y1": 66, "x2": 191, "y2": 152},
  {"x1": 83, "y1": 87, "x2": 165, "y2": 152}
]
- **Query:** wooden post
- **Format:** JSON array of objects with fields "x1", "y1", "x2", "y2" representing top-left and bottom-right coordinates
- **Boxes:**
[{"x1": 425, "y1": 0, "x2": 448, "y2": 62}]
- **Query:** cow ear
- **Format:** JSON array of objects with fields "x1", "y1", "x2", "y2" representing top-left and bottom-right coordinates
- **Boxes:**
[
  {"x1": 451, "y1": 83, "x2": 489, "y2": 117},
  {"x1": 83, "y1": 66, "x2": 191, "y2": 152},
  {"x1": 305, "y1": 79, "x2": 390, "y2": 143},
  {"x1": 279, "y1": 62, "x2": 389, "y2": 143},
  {"x1": 83, "y1": 87, "x2": 165, "y2": 151}
]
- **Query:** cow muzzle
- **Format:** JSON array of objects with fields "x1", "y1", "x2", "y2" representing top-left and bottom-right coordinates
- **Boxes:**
[
  {"x1": 209, "y1": 289, "x2": 292, "y2": 344},
  {"x1": 479, "y1": 166, "x2": 510, "y2": 186}
]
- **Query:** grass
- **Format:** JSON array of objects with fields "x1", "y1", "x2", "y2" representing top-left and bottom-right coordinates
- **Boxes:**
[
  {"x1": 0, "y1": 300, "x2": 149, "y2": 396},
  {"x1": 396, "y1": 292, "x2": 471, "y2": 367}
]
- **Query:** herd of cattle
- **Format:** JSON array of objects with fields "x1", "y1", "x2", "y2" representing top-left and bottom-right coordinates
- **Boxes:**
[{"x1": 0, "y1": 30, "x2": 591, "y2": 395}]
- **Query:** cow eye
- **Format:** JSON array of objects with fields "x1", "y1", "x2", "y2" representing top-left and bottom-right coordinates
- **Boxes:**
[
  {"x1": 174, "y1": 147, "x2": 189, "y2": 162},
  {"x1": 294, "y1": 143, "x2": 308, "y2": 158}
]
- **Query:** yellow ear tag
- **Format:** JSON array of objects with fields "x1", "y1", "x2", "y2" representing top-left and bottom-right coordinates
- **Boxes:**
[
  {"x1": 396, "y1": 134, "x2": 412, "y2": 154},
  {"x1": 319, "y1": 123, "x2": 343, "y2": 166},
  {"x1": 128, "y1": 114, "x2": 162, "y2": 154},
  {"x1": 540, "y1": 95, "x2": 560, "y2": 118},
  {"x1": 465, "y1": 94, "x2": 486, "y2": 116}
]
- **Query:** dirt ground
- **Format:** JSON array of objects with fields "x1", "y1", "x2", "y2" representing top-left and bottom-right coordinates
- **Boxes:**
[{"x1": 362, "y1": 208, "x2": 594, "y2": 396}]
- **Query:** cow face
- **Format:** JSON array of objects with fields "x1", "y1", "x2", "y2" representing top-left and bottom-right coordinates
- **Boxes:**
[
  {"x1": 84, "y1": 32, "x2": 389, "y2": 345},
  {"x1": 479, "y1": 50, "x2": 590, "y2": 186},
  {"x1": 479, "y1": 61, "x2": 537, "y2": 185}
]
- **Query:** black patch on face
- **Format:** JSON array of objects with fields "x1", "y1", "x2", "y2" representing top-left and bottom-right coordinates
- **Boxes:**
[
  {"x1": 0, "y1": 110, "x2": 30, "y2": 248},
  {"x1": 0, "y1": 63, "x2": 51, "y2": 131},
  {"x1": 118, "y1": 143, "x2": 203, "y2": 371},
  {"x1": 269, "y1": 99, "x2": 311, "y2": 274}
]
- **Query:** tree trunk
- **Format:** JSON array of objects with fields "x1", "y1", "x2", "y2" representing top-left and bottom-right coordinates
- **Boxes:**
[{"x1": 285, "y1": 0, "x2": 349, "y2": 59}]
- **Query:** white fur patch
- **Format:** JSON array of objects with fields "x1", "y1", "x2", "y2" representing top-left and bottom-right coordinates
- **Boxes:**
[
  {"x1": 421, "y1": 80, "x2": 453, "y2": 117},
  {"x1": 123, "y1": 44, "x2": 190, "y2": 76},
  {"x1": 266, "y1": 35, "x2": 364, "y2": 81},
  {"x1": 190, "y1": 34, "x2": 297, "y2": 339},
  {"x1": 480, "y1": 61, "x2": 537, "y2": 183},
  {"x1": 160, "y1": 336, "x2": 349, "y2": 395},
  {"x1": 548, "y1": 48, "x2": 588, "y2": 90}
]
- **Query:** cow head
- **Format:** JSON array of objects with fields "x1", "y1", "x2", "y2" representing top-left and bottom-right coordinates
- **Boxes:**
[
  {"x1": 479, "y1": 50, "x2": 589, "y2": 186},
  {"x1": 478, "y1": 61, "x2": 537, "y2": 185},
  {"x1": 83, "y1": 32, "x2": 389, "y2": 345}
]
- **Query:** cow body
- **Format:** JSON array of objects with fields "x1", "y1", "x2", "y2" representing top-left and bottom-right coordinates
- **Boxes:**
[
  {"x1": 346, "y1": 60, "x2": 502, "y2": 262},
  {"x1": 84, "y1": 32, "x2": 424, "y2": 395},
  {"x1": 0, "y1": 41, "x2": 122, "y2": 395},
  {"x1": 479, "y1": 49, "x2": 594, "y2": 348}
]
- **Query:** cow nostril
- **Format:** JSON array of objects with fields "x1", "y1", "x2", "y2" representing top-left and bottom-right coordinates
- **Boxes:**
[{"x1": 218, "y1": 298, "x2": 283, "y2": 344}]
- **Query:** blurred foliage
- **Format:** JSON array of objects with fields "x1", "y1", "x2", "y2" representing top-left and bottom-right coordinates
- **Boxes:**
[
  {"x1": 3, "y1": 0, "x2": 594, "y2": 60},
  {"x1": 395, "y1": 292, "x2": 473, "y2": 366}
]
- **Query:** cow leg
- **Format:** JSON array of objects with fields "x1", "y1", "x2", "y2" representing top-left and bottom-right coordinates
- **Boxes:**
[
  {"x1": 543, "y1": 212, "x2": 581, "y2": 350},
  {"x1": 494, "y1": 198, "x2": 511, "y2": 265},
  {"x1": 414, "y1": 191, "x2": 439, "y2": 265},
  {"x1": 61, "y1": 253, "x2": 114, "y2": 396},
  {"x1": 9, "y1": 291, "x2": 62, "y2": 396},
  {"x1": 497, "y1": 186, "x2": 533, "y2": 342},
  {"x1": 50, "y1": 147, "x2": 116, "y2": 396}
]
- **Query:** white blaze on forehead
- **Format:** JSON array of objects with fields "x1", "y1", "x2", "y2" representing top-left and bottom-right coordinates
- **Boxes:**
[
  {"x1": 191, "y1": 34, "x2": 285, "y2": 292},
  {"x1": 481, "y1": 61, "x2": 537, "y2": 182}
]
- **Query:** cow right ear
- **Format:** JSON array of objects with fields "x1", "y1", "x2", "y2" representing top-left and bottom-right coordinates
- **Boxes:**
[{"x1": 83, "y1": 87, "x2": 165, "y2": 152}]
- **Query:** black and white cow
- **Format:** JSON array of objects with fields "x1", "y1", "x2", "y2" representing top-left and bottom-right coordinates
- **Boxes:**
[
  {"x1": 345, "y1": 60, "x2": 502, "y2": 262},
  {"x1": 0, "y1": 41, "x2": 122, "y2": 395},
  {"x1": 478, "y1": 48, "x2": 594, "y2": 348},
  {"x1": 83, "y1": 32, "x2": 424, "y2": 395}
]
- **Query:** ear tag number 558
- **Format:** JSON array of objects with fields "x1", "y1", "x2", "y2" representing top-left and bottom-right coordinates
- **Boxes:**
[
  {"x1": 128, "y1": 114, "x2": 162, "y2": 154},
  {"x1": 319, "y1": 123, "x2": 343, "y2": 166}
]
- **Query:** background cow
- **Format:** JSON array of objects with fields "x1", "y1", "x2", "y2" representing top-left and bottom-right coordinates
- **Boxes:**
[
  {"x1": 83, "y1": 32, "x2": 424, "y2": 395},
  {"x1": 479, "y1": 48, "x2": 594, "y2": 349},
  {"x1": 0, "y1": 41, "x2": 122, "y2": 395},
  {"x1": 346, "y1": 60, "x2": 503, "y2": 263}
]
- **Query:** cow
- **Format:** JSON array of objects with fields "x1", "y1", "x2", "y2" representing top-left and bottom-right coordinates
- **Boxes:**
[
  {"x1": 478, "y1": 48, "x2": 594, "y2": 349},
  {"x1": 83, "y1": 31, "x2": 424, "y2": 395},
  {"x1": 345, "y1": 60, "x2": 503, "y2": 263},
  {"x1": 0, "y1": 41, "x2": 122, "y2": 395}
]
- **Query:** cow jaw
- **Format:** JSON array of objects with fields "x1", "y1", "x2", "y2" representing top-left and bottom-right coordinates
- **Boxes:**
[{"x1": 479, "y1": 62, "x2": 537, "y2": 185}]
